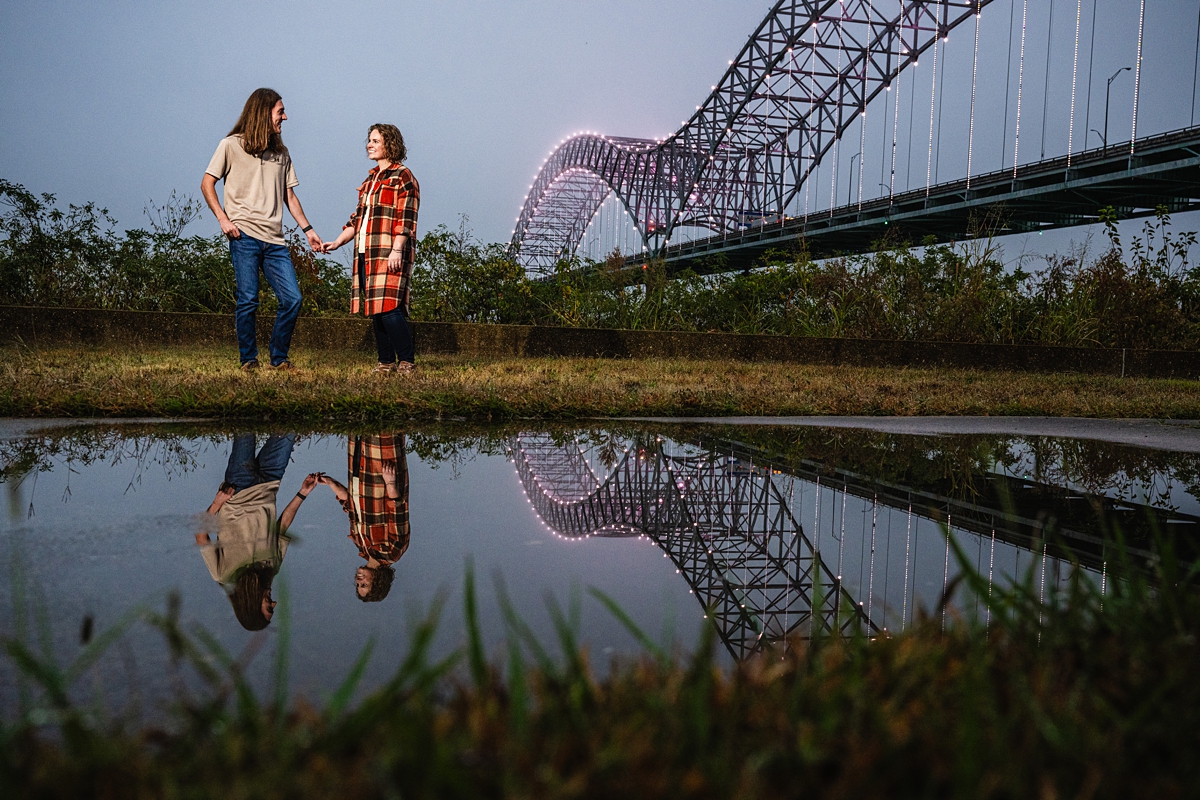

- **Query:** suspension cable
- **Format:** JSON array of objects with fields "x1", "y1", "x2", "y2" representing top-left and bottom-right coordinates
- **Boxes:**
[
  {"x1": 1040, "y1": 0, "x2": 1056, "y2": 160},
  {"x1": 1084, "y1": 0, "x2": 1098, "y2": 147},
  {"x1": 1002, "y1": 0, "x2": 1016, "y2": 169},
  {"x1": 926, "y1": 19, "x2": 939, "y2": 197},
  {"x1": 1131, "y1": 0, "x2": 1145, "y2": 154},
  {"x1": 1193, "y1": 3, "x2": 1200, "y2": 126},
  {"x1": 805, "y1": 22, "x2": 816, "y2": 224},
  {"x1": 867, "y1": 494, "x2": 878, "y2": 624},
  {"x1": 831, "y1": 7, "x2": 844, "y2": 217},
  {"x1": 1067, "y1": 0, "x2": 1082, "y2": 167},
  {"x1": 934, "y1": 34, "x2": 946, "y2": 185},
  {"x1": 1013, "y1": 0, "x2": 1028, "y2": 179},
  {"x1": 902, "y1": 498, "x2": 913, "y2": 630},
  {"x1": 941, "y1": 511, "x2": 951, "y2": 631},
  {"x1": 859, "y1": 0, "x2": 874, "y2": 210},
  {"x1": 967, "y1": 1, "x2": 981, "y2": 188},
  {"x1": 986, "y1": 521, "x2": 996, "y2": 628},
  {"x1": 890, "y1": 6, "x2": 903, "y2": 200}
]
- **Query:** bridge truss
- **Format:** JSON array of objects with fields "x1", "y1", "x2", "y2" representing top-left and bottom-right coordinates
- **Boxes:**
[
  {"x1": 509, "y1": 433, "x2": 875, "y2": 660},
  {"x1": 511, "y1": 0, "x2": 993, "y2": 274}
]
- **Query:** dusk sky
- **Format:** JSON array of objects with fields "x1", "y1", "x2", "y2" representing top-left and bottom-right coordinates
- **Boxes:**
[{"x1": 2, "y1": 1, "x2": 1199, "y2": 260}]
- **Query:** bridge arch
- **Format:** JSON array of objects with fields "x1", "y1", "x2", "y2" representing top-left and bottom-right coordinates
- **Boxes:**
[
  {"x1": 508, "y1": 432, "x2": 874, "y2": 659},
  {"x1": 511, "y1": 0, "x2": 993, "y2": 274}
]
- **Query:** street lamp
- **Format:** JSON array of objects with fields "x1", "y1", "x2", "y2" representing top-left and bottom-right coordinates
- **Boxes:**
[
  {"x1": 848, "y1": 152, "x2": 860, "y2": 206},
  {"x1": 1103, "y1": 66, "x2": 1131, "y2": 155}
]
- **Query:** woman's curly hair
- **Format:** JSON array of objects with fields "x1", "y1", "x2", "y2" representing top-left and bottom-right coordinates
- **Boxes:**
[{"x1": 368, "y1": 124, "x2": 407, "y2": 163}]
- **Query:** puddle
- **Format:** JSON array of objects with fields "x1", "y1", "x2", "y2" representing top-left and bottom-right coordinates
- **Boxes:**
[{"x1": 2, "y1": 419, "x2": 1198, "y2": 712}]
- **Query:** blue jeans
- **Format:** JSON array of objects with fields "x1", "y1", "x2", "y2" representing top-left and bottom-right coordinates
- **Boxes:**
[
  {"x1": 224, "y1": 433, "x2": 296, "y2": 492},
  {"x1": 229, "y1": 234, "x2": 302, "y2": 366}
]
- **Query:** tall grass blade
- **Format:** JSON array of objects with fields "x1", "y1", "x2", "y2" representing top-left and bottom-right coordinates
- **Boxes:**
[
  {"x1": 588, "y1": 586, "x2": 668, "y2": 665},
  {"x1": 463, "y1": 558, "x2": 488, "y2": 689},
  {"x1": 272, "y1": 575, "x2": 291, "y2": 719},
  {"x1": 326, "y1": 635, "x2": 376, "y2": 719}
]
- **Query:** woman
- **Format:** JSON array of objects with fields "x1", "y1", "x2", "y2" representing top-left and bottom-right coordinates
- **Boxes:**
[
  {"x1": 323, "y1": 124, "x2": 420, "y2": 373},
  {"x1": 316, "y1": 433, "x2": 411, "y2": 603}
]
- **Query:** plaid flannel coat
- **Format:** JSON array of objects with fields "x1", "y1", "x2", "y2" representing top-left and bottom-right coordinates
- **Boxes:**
[
  {"x1": 345, "y1": 163, "x2": 420, "y2": 316},
  {"x1": 345, "y1": 434, "x2": 410, "y2": 566}
]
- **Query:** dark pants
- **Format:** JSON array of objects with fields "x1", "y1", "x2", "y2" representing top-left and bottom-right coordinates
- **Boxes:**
[
  {"x1": 372, "y1": 307, "x2": 415, "y2": 365},
  {"x1": 229, "y1": 234, "x2": 302, "y2": 366},
  {"x1": 224, "y1": 433, "x2": 296, "y2": 492},
  {"x1": 362, "y1": 251, "x2": 414, "y2": 364}
]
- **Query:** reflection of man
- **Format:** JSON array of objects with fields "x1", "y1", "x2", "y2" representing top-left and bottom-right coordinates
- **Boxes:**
[
  {"x1": 196, "y1": 433, "x2": 316, "y2": 630},
  {"x1": 317, "y1": 434, "x2": 410, "y2": 602}
]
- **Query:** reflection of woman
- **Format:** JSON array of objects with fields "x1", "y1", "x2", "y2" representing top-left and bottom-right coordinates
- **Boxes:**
[
  {"x1": 317, "y1": 434, "x2": 410, "y2": 602},
  {"x1": 321, "y1": 124, "x2": 420, "y2": 374},
  {"x1": 195, "y1": 433, "x2": 317, "y2": 630}
]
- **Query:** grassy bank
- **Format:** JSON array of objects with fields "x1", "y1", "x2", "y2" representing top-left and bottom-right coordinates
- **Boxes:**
[
  {"x1": 2, "y1": 344, "x2": 1200, "y2": 420},
  {"x1": 4, "y1": 545, "x2": 1200, "y2": 798}
]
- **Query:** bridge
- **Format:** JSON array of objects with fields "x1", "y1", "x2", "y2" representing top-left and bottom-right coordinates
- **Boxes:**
[
  {"x1": 508, "y1": 430, "x2": 1200, "y2": 659},
  {"x1": 510, "y1": 1, "x2": 1200, "y2": 276}
]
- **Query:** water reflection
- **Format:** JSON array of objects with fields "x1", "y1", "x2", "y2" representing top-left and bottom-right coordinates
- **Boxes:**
[
  {"x1": 197, "y1": 433, "x2": 315, "y2": 630},
  {"x1": 315, "y1": 434, "x2": 411, "y2": 602},
  {"x1": 508, "y1": 429, "x2": 1200, "y2": 659},
  {"x1": 3, "y1": 421, "x2": 1200, "y2": 682}
]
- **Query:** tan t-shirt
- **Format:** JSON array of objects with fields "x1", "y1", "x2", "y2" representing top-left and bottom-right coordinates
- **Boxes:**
[
  {"x1": 205, "y1": 136, "x2": 299, "y2": 245},
  {"x1": 199, "y1": 480, "x2": 289, "y2": 585}
]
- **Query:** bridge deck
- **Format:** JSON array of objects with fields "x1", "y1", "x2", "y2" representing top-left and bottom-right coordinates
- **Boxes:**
[{"x1": 625, "y1": 126, "x2": 1200, "y2": 276}]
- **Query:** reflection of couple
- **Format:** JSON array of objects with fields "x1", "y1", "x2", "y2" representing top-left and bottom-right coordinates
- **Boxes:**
[
  {"x1": 202, "y1": 88, "x2": 420, "y2": 375},
  {"x1": 197, "y1": 433, "x2": 410, "y2": 630}
]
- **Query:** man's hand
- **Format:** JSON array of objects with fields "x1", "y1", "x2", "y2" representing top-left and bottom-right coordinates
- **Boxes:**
[
  {"x1": 305, "y1": 229, "x2": 324, "y2": 252},
  {"x1": 207, "y1": 483, "x2": 236, "y2": 515},
  {"x1": 220, "y1": 218, "x2": 242, "y2": 239},
  {"x1": 300, "y1": 473, "x2": 320, "y2": 495}
]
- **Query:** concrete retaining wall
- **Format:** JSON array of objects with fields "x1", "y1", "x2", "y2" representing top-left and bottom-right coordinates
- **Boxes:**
[{"x1": 1, "y1": 305, "x2": 1196, "y2": 379}]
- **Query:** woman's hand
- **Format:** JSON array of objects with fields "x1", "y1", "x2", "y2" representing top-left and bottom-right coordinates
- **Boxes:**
[
  {"x1": 320, "y1": 240, "x2": 341, "y2": 253},
  {"x1": 381, "y1": 461, "x2": 400, "y2": 500},
  {"x1": 386, "y1": 249, "x2": 404, "y2": 274}
]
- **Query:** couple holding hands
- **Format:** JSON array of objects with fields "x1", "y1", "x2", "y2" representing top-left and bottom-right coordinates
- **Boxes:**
[{"x1": 202, "y1": 88, "x2": 419, "y2": 376}]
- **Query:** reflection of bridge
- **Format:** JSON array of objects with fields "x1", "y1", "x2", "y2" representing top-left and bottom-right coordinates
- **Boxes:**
[
  {"x1": 510, "y1": 431, "x2": 1200, "y2": 659},
  {"x1": 511, "y1": 1, "x2": 1200, "y2": 274},
  {"x1": 509, "y1": 434, "x2": 875, "y2": 660}
]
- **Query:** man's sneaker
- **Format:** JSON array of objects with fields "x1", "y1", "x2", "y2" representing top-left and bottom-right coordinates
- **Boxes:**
[
  {"x1": 372, "y1": 362, "x2": 397, "y2": 374},
  {"x1": 395, "y1": 361, "x2": 416, "y2": 375},
  {"x1": 240, "y1": 360, "x2": 260, "y2": 372},
  {"x1": 271, "y1": 360, "x2": 300, "y2": 373}
]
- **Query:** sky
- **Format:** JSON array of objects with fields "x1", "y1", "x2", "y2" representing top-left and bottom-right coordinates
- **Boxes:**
[{"x1": 2, "y1": 0, "x2": 1199, "y2": 263}]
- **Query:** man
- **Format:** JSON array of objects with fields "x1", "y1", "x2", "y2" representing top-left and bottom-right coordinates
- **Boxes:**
[
  {"x1": 196, "y1": 433, "x2": 319, "y2": 630},
  {"x1": 202, "y1": 88, "x2": 323, "y2": 371}
]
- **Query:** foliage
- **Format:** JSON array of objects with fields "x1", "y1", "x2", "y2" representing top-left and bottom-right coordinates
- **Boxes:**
[
  {"x1": 410, "y1": 210, "x2": 1200, "y2": 349},
  {"x1": 3, "y1": 527, "x2": 1200, "y2": 797},
  {"x1": 0, "y1": 180, "x2": 350, "y2": 315},
  {"x1": 6, "y1": 179, "x2": 1200, "y2": 348}
]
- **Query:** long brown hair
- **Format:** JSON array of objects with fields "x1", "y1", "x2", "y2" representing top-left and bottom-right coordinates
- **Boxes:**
[
  {"x1": 229, "y1": 88, "x2": 286, "y2": 157},
  {"x1": 228, "y1": 563, "x2": 276, "y2": 630}
]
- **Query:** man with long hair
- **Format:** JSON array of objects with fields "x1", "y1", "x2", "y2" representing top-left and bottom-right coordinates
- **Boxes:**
[
  {"x1": 196, "y1": 433, "x2": 318, "y2": 630},
  {"x1": 202, "y1": 88, "x2": 323, "y2": 371}
]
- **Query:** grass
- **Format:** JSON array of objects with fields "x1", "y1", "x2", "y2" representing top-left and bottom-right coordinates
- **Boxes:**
[
  {"x1": 2, "y1": 344, "x2": 1200, "y2": 421},
  {"x1": 4, "y1": 536, "x2": 1200, "y2": 798}
]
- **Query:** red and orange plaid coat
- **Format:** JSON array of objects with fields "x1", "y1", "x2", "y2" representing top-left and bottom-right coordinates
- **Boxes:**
[
  {"x1": 345, "y1": 434, "x2": 410, "y2": 566},
  {"x1": 344, "y1": 163, "x2": 420, "y2": 316}
]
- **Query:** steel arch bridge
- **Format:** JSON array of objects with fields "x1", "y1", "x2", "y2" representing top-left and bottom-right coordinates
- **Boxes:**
[
  {"x1": 510, "y1": 0, "x2": 991, "y2": 274},
  {"x1": 508, "y1": 433, "x2": 875, "y2": 660}
]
